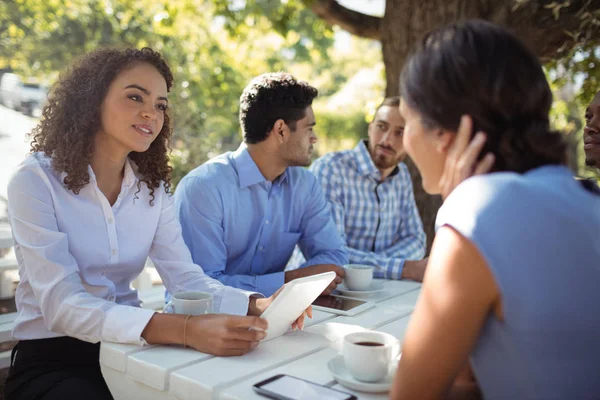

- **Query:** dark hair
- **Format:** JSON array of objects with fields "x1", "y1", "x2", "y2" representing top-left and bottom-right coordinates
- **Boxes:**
[
  {"x1": 373, "y1": 96, "x2": 401, "y2": 121},
  {"x1": 30, "y1": 47, "x2": 174, "y2": 204},
  {"x1": 239, "y1": 72, "x2": 318, "y2": 144},
  {"x1": 400, "y1": 20, "x2": 567, "y2": 173}
]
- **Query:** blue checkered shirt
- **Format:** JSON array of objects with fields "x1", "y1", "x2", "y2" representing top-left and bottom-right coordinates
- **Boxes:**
[{"x1": 288, "y1": 141, "x2": 426, "y2": 279}]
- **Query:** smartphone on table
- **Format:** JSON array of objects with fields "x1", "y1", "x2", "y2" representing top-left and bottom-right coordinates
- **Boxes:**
[{"x1": 253, "y1": 374, "x2": 357, "y2": 400}]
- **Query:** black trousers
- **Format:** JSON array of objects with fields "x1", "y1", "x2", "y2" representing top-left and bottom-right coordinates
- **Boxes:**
[{"x1": 4, "y1": 336, "x2": 114, "y2": 400}]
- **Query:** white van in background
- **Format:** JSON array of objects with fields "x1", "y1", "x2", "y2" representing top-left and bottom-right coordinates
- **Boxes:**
[
  {"x1": 0, "y1": 73, "x2": 22, "y2": 109},
  {"x1": 18, "y1": 83, "x2": 47, "y2": 117}
]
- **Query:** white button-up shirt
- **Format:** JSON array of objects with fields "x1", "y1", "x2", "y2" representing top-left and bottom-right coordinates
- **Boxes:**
[{"x1": 7, "y1": 152, "x2": 253, "y2": 345}]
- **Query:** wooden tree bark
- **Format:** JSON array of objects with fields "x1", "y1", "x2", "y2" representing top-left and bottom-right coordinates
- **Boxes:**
[{"x1": 309, "y1": 0, "x2": 600, "y2": 253}]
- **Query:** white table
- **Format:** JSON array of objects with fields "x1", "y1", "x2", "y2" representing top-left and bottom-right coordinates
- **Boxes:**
[{"x1": 100, "y1": 280, "x2": 421, "y2": 400}]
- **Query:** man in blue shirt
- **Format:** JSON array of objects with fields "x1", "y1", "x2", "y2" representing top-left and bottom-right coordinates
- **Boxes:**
[
  {"x1": 174, "y1": 73, "x2": 347, "y2": 297},
  {"x1": 289, "y1": 97, "x2": 427, "y2": 281}
]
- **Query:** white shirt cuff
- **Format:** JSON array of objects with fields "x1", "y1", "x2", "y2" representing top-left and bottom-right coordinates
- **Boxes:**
[{"x1": 102, "y1": 305, "x2": 156, "y2": 345}]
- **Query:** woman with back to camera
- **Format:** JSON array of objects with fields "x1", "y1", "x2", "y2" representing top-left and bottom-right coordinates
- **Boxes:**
[
  {"x1": 390, "y1": 20, "x2": 600, "y2": 400},
  {"x1": 4, "y1": 47, "x2": 309, "y2": 400}
]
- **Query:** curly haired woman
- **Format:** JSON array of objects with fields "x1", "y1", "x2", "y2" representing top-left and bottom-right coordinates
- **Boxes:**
[{"x1": 4, "y1": 48, "x2": 308, "y2": 400}]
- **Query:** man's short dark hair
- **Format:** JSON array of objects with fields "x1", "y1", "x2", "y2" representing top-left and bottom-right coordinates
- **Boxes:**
[
  {"x1": 372, "y1": 96, "x2": 401, "y2": 121},
  {"x1": 239, "y1": 72, "x2": 318, "y2": 144}
]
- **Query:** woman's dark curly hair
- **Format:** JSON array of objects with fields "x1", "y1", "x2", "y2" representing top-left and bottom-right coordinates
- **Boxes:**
[
  {"x1": 400, "y1": 20, "x2": 567, "y2": 173},
  {"x1": 30, "y1": 47, "x2": 174, "y2": 204}
]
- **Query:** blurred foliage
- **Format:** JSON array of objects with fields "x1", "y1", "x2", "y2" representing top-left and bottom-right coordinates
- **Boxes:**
[
  {"x1": 209, "y1": 0, "x2": 600, "y2": 181},
  {"x1": 209, "y1": 0, "x2": 334, "y2": 63},
  {"x1": 0, "y1": 0, "x2": 381, "y2": 189},
  {"x1": 547, "y1": 44, "x2": 600, "y2": 181},
  {"x1": 1, "y1": 0, "x2": 597, "y2": 185},
  {"x1": 547, "y1": 45, "x2": 600, "y2": 108},
  {"x1": 315, "y1": 110, "x2": 367, "y2": 141}
]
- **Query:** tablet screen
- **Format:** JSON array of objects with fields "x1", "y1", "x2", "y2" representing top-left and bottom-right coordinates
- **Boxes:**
[{"x1": 312, "y1": 295, "x2": 367, "y2": 311}]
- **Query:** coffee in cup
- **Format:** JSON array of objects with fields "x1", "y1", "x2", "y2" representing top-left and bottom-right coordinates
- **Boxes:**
[
  {"x1": 343, "y1": 264, "x2": 374, "y2": 291},
  {"x1": 163, "y1": 291, "x2": 213, "y2": 315},
  {"x1": 342, "y1": 331, "x2": 399, "y2": 382}
]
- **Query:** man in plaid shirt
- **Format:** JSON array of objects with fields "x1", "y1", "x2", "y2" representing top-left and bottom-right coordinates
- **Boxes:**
[{"x1": 288, "y1": 97, "x2": 427, "y2": 281}]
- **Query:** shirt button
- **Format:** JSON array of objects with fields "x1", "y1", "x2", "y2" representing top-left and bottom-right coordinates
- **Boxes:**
[
  {"x1": 107, "y1": 217, "x2": 114, "y2": 224},
  {"x1": 265, "y1": 220, "x2": 270, "y2": 225},
  {"x1": 259, "y1": 246, "x2": 264, "y2": 251},
  {"x1": 111, "y1": 249, "x2": 117, "y2": 255}
]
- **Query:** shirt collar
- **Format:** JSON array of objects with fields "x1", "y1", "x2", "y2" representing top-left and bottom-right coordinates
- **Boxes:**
[
  {"x1": 233, "y1": 143, "x2": 289, "y2": 188},
  {"x1": 121, "y1": 158, "x2": 140, "y2": 188},
  {"x1": 353, "y1": 140, "x2": 400, "y2": 181},
  {"x1": 233, "y1": 143, "x2": 267, "y2": 188}
]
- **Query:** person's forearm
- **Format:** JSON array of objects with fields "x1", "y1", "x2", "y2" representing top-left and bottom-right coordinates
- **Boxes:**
[
  {"x1": 298, "y1": 250, "x2": 348, "y2": 270},
  {"x1": 206, "y1": 270, "x2": 283, "y2": 297},
  {"x1": 383, "y1": 235, "x2": 426, "y2": 261},
  {"x1": 141, "y1": 313, "x2": 186, "y2": 346}
]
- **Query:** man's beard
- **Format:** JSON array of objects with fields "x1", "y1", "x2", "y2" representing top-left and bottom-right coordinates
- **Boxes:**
[
  {"x1": 373, "y1": 153, "x2": 400, "y2": 170},
  {"x1": 289, "y1": 152, "x2": 312, "y2": 167}
]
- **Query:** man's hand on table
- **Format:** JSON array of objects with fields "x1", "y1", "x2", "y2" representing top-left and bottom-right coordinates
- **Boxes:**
[
  {"x1": 402, "y1": 258, "x2": 428, "y2": 282},
  {"x1": 284, "y1": 264, "x2": 345, "y2": 295}
]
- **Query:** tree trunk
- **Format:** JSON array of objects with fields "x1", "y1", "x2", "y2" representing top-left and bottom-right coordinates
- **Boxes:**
[{"x1": 381, "y1": 0, "x2": 489, "y2": 253}]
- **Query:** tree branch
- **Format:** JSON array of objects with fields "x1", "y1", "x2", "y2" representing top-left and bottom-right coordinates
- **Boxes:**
[
  {"x1": 506, "y1": 0, "x2": 600, "y2": 60},
  {"x1": 309, "y1": 0, "x2": 382, "y2": 40}
]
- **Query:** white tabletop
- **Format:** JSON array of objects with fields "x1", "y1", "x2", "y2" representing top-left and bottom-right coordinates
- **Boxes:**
[{"x1": 100, "y1": 279, "x2": 421, "y2": 400}]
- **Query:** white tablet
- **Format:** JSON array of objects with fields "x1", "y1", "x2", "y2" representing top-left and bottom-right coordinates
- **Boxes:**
[
  {"x1": 312, "y1": 294, "x2": 375, "y2": 316},
  {"x1": 260, "y1": 271, "x2": 336, "y2": 341}
]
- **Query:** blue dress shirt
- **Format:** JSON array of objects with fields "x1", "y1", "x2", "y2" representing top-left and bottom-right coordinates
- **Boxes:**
[{"x1": 173, "y1": 144, "x2": 348, "y2": 297}]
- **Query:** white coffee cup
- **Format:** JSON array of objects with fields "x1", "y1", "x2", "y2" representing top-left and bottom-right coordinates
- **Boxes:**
[
  {"x1": 342, "y1": 331, "x2": 400, "y2": 382},
  {"x1": 343, "y1": 264, "x2": 374, "y2": 291},
  {"x1": 163, "y1": 291, "x2": 213, "y2": 315}
]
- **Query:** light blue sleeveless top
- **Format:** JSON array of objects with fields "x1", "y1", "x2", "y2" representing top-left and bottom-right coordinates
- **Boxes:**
[{"x1": 436, "y1": 165, "x2": 600, "y2": 400}]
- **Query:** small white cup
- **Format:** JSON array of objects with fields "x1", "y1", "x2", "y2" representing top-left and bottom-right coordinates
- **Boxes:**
[
  {"x1": 343, "y1": 264, "x2": 374, "y2": 291},
  {"x1": 342, "y1": 331, "x2": 399, "y2": 382},
  {"x1": 163, "y1": 291, "x2": 213, "y2": 315}
]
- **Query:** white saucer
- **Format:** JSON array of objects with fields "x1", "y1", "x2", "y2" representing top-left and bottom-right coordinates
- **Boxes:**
[
  {"x1": 327, "y1": 355, "x2": 395, "y2": 393},
  {"x1": 337, "y1": 281, "x2": 385, "y2": 298}
]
